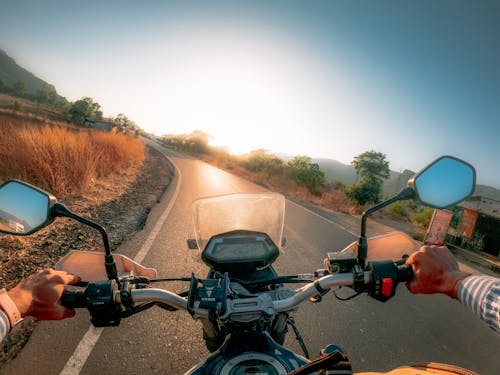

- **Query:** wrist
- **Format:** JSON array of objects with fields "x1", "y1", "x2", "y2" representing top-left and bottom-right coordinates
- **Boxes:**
[
  {"x1": 447, "y1": 271, "x2": 472, "y2": 299},
  {"x1": 0, "y1": 289, "x2": 23, "y2": 330}
]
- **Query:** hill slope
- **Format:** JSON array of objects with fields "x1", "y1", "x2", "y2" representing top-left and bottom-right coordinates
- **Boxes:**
[
  {"x1": 313, "y1": 157, "x2": 500, "y2": 200},
  {"x1": 0, "y1": 49, "x2": 56, "y2": 95}
]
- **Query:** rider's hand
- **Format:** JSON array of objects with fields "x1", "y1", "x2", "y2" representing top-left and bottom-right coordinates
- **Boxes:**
[
  {"x1": 7, "y1": 269, "x2": 81, "y2": 320},
  {"x1": 405, "y1": 246, "x2": 471, "y2": 299}
]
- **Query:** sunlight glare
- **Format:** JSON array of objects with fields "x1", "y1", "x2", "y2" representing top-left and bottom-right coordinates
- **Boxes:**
[{"x1": 149, "y1": 26, "x2": 335, "y2": 155}]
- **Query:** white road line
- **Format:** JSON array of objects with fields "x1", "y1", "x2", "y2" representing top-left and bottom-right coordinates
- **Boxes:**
[
  {"x1": 60, "y1": 149, "x2": 181, "y2": 375},
  {"x1": 286, "y1": 199, "x2": 359, "y2": 237}
]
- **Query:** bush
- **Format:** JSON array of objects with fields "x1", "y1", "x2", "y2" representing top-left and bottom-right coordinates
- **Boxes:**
[
  {"x1": 411, "y1": 207, "x2": 434, "y2": 228},
  {"x1": 346, "y1": 177, "x2": 381, "y2": 205},
  {"x1": 12, "y1": 101, "x2": 22, "y2": 112},
  {"x1": 241, "y1": 149, "x2": 285, "y2": 179},
  {"x1": 385, "y1": 201, "x2": 408, "y2": 217},
  {"x1": 287, "y1": 155, "x2": 325, "y2": 194},
  {"x1": 0, "y1": 119, "x2": 144, "y2": 196}
]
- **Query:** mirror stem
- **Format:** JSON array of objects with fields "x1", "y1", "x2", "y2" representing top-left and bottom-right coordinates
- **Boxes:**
[
  {"x1": 53, "y1": 203, "x2": 119, "y2": 285},
  {"x1": 358, "y1": 187, "x2": 415, "y2": 269}
]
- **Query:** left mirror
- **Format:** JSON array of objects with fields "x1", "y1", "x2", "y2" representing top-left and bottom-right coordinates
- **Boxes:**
[{"x1": 0, "y1": 180, "x2": 55, "y2": 235}]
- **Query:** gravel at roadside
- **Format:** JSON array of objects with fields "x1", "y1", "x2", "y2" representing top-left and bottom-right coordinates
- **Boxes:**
[{"x1": 0, "y1": 144, "x2": 174, "y2": 365}]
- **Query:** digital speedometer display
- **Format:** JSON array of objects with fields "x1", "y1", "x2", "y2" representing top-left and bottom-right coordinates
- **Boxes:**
[
  {"x1": 201, "y1": 231, "x2": 279, "y2": 269},
  {"x1": 213, "y1": 241, "x2": 268, "y2": 262}
]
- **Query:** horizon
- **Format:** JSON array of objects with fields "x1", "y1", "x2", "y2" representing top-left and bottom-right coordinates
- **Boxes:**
[{"x1": 1, "y1": 1, "x2": 499, "y2": 188}]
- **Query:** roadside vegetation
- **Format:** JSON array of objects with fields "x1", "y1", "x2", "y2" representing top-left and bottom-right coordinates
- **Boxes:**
[
  {"x1": 159, "y1": 131, "x2": 432, "y2": 235},
  {"x1": 0, "y1": 114, "x2": 144, "y2": 196}
]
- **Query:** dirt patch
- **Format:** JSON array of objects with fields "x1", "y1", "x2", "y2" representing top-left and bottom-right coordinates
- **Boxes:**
[{"x1": 0, "y1": 144, "x2": 173, "y2": 365}]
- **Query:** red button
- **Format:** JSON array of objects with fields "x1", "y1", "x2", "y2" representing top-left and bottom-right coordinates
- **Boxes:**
[{"x1": 381, "y1": 278, "x2": 393, "y2": 297}]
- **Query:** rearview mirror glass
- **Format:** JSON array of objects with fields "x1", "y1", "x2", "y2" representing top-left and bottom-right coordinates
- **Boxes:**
[
  {"x1": 0, "y1": 180, "x2": 54, "y2": 235},
  {"x1": 412, "y1": 156, "x2": 475, "y2": 208}
]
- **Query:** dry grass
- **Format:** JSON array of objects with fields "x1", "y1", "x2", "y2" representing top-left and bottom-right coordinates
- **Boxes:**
[{"x1": 0, "y1": 115, "x2": 144, "y2": 196}]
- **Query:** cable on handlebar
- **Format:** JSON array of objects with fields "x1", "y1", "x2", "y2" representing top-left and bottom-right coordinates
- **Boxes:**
[{"x1": 333, "y1": 288, "x2": 363, "y2": 301}]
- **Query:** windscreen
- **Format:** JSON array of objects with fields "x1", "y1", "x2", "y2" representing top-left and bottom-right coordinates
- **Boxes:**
[{"x1": 192, "y1": 193, "x2": 285, "y2": 251}]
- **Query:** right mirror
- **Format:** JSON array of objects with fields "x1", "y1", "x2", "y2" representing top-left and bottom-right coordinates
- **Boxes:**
[
  {"x1": 0, "y1": 180, "x2": 55, "y2": 235},
  {"x1": 411, "y1": 156, "x2": 476, "y2": 208}
]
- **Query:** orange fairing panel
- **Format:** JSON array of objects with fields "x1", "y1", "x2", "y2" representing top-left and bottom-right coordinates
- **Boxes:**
[
  {"x1": 55, "y1": 250, "x2": 157, "y2": 281},
  {"x1": 340, "y1": 232, "x2": 419, "y2": 262}
]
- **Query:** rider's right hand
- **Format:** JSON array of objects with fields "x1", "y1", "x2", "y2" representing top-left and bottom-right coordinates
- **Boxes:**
[{"x1": 405, "y1": 246, "x2": 471, "y2": 299}]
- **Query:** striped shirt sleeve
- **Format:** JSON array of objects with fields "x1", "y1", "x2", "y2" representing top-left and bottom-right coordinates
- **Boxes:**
[
  {"x1": 458, "y1": 275, "x2": 500, "y2": 334},
  {"x1": 0, "y1": 309, "x2": 9, "y2": 342}
]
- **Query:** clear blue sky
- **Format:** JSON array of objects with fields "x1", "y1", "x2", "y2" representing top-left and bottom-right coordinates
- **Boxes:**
[{"x1": 1, "y1": 1, "x2": 499, "y2": 188}]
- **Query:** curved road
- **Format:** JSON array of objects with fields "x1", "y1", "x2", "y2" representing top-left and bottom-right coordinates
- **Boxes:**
[{"x1": 2, "y1": 142, "x2": 498, "y2": 374}]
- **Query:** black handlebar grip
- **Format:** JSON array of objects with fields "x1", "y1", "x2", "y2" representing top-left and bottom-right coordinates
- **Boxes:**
[
  {"x1": 61, "y1": 288, "x2": 87, "y2": 308},
  {"x1": 397, "y1": 264, "x2": 414, "y2": 283}
]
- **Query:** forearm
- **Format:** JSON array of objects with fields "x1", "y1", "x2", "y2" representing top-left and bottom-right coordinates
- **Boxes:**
[{"x1": 458, "y1": 275, "x2": 500, "y2": 333}]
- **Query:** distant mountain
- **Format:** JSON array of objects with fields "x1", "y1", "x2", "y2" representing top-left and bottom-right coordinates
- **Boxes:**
[
  {"x1": 0, "y1": 48, "x2": 57, "y2": 95},
  {"x1": 312, "y1": 158, "x2": 358, "y2": 185},
  {"x1": 474, "y1": 184, "x2": 500, "y2": 201},
  {"x1": 383, "y1": 169, "x2": 416, "y2": 195}
]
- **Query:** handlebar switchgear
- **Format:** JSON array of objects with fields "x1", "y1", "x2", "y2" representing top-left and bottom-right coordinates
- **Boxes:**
[{"x1": 368, "y1": 261, "x2": 404, "y2": 302}]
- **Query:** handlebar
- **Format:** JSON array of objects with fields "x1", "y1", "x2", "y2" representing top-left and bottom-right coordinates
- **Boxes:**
[
  {"x1": 397, "y1": 264, "x2": 414, "y2": 283},
  {"x1": 61, "y1": 288, "x2": 87, "y2": 308},
  {"x1": 61, "y1": 262, "x2": 414, "y2": 316}
]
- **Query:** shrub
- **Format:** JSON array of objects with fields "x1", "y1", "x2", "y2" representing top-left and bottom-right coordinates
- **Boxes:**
[
  {"x1": 346, "y1": 177, "x2": 381, "y2": 205},
  {"x1": 0, "y1": 118, "x2": 144, "y2": 196},
  {"x1": 13, "y1": 101, "x2": 22, "y2": 112},
  {"x1": 412, "y1": 207, "x2": 434, "y2": 228},
  {"x1": 385, "y1": 201, "x2": 408, "y2": 218}
]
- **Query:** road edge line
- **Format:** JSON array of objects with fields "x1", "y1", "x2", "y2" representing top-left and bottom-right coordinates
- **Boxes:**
[
  {"x1": 60, "y1": 147, "x2": 181, "y2": 375},
  {"x1": 286, "y1": 199, "x2": 359, "y2": 237}
]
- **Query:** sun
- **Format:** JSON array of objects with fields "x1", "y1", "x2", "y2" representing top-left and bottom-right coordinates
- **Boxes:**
[{"x1": 144, "y1": 28, "x2": 331, "y2": 156}]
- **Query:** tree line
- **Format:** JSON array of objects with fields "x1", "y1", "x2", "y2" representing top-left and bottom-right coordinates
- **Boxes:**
[
  {"x1": 160, "y1": 131, "x2": 390, "y2": 205},
  {"x1": 0, "y1": 80, "x2": 141, "y2": 135}
]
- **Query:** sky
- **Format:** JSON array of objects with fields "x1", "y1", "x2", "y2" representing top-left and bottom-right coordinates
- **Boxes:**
[{"x1": 1, "y1": 1, "x2": 499, "y2": 188}]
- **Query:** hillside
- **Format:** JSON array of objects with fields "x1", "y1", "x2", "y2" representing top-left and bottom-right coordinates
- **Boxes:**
[
  {"x1": 0, "y1": 49, "x2": 56, "y2": 95},
  {"x1": 474, "y1": 184, "x2": 500, "y2": 201},
  {"x1": 312, "y1": 157, "x2": 500, "y2": 201}
]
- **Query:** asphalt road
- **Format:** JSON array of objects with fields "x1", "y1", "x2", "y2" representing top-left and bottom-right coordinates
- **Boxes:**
[{"x1": 2, "y1": 142, "x2": 498, "y2": 375}]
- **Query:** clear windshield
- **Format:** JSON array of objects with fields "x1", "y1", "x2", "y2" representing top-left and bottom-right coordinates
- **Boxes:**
[{"x1": 192, "y1": 193, "x2": 285, "y2": 251}]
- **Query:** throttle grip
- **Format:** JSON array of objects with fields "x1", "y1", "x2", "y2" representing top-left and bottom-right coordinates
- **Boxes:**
[
  {"x1": 397, "y1": 264, "x2": 414, "y2": 282},
  {"x1": 61, "y1": 287, "x2": 87, "y2": 308}
]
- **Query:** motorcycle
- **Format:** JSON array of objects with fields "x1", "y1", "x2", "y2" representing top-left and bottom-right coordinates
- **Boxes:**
[{"x1": 0, "y1": 155, "x2": 478, "y2": 374}]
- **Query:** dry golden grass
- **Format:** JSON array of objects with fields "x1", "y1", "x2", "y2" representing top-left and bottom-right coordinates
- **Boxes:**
[{"x1": 0, "y1": 115, "x2": 144, "y2": 196}]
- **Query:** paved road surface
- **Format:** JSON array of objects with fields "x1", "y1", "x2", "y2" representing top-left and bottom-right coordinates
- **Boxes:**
[{"x1": 2, "y1": 142, "x2": 498, "y2": 374}]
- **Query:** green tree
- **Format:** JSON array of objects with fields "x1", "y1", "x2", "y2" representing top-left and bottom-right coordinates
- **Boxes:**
[
  {"x1": 243, "y1": 149, "x2": 285, "y2": 175},
  {"x1": 114, "y1": 113, "x2": 136, "y2": 132},
  {"x1": 36, "y1": 85, "x2": 50, "y2": 103},
  {"x1": 352, "y1": 150, "x2": 390, "y2": 183},
  {"x1": 13, "y1": 81, "x2": 26, "y2": 97},
  {"x1": 13, "y1": 101, "x2": 22, "y2": 112},
  {"x1": 348, "y1": 151, "x2": 390, "y2": 205},
  {"x1": 347, "y1": 176, "x2": 382, "y2": 205},
  {"x1": 46, "y1": 89, "x2": 58, "y2": 107},
  {"x1": 36, "y1": 85, "x2": 58, "y2": 107},
  {"x1": 287, "y1": 155, "x2": 325, "y2": 193},
  {"x1": 69, "y1": 97, "x2": 102, "y2": 124}
]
